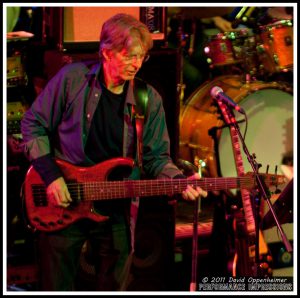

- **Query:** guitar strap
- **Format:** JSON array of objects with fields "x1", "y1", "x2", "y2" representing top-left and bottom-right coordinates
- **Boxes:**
[
  {"x1": 120, "y1": 78, "x2": 148, "y2": 290},
  {"x1": 130, "y1": 78, "x2": 148, "y2": 251},
  {"x1": 132, "y1": 77, "x2": 148, "y2": 171}
]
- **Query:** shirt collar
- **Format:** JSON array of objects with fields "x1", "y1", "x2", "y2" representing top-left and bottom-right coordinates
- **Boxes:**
[{"x1": 85, "y1": 61, "x2": 137, "y2": 106}]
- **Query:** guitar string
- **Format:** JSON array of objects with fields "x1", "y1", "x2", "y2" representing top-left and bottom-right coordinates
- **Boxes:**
[{"x1": 29, "y1": 176, "x2": 278, "y2": 200}]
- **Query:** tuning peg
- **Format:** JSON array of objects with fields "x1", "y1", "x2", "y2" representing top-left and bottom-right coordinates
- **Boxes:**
[
  {"x1": 265, "y1": 165, "x2": 269, "y2": 174},
  {"x1": 255, "y1": 162, "x2": 262, "y2": 172},
  {"x1": 273, "y1": 165, "x2": 281, "y2": 193}
]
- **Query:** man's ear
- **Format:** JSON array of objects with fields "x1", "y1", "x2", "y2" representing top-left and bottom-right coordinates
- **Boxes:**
[{"x1": 102, "y1": 49, "x2": 112, "y2": 61}]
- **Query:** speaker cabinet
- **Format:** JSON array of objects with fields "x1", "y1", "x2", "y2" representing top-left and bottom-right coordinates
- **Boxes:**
[
  {"x1": 73, "y1": 197, "x2": 176, "y2": 291},
  {"x1": 136, "y1": 48, "x2": 181, "y2": 161},
  {"x1": 125, "y1": 197, "x2": 176, "y2": 291},
  {"x1": 45, "y1": 7, "x2": 167, "y2": 51}
]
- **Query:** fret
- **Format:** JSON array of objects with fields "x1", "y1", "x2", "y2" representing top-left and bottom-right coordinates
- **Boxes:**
[{"x1": 218, "y1": 101, "x2": 255, "y2": 234}]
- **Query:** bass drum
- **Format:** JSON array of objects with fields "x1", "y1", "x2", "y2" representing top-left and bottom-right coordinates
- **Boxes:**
[{"x1": 179, "y1": 75, "x2": 293, "y2": 179}]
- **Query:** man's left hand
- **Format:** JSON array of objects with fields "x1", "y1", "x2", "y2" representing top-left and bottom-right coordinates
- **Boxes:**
[{"x1": 182, "y1": 173, "x2": 208, "y2": 201}]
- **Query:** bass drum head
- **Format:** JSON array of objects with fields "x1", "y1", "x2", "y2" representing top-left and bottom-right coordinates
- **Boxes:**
[
  {"x1": 179, "y1": 75, "x2": 293, "y2": 180},
  {"x1": 219, "y1": 84, "x2": 293, "y2": 179}
]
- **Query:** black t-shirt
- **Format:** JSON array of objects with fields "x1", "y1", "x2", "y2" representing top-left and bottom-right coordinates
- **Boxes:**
[
  {"x1": 85, "y1": 82, "x2": 126, "y2": 163},
  {"x1": 85, "y1": 82, "x2": 129, "y2": 217}
]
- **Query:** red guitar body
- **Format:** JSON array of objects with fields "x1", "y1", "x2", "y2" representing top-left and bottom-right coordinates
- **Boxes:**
[{"x1": 24, "y1": 157, "x2": 135, "y2": 232}]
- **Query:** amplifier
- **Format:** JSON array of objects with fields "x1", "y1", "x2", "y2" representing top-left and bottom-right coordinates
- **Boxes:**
[
  {"x1": 46, "y1": 6, "x2": 167, "y2": 52},
  {"x1": 7, "y1": 101, "x2": 26, "y2": 135},
  {"x1": 7, "y1": 264, "x2": 39, "y2": 286},
  {"x1": 7, "y1": 56, "x2": 27, "y2": 87}
]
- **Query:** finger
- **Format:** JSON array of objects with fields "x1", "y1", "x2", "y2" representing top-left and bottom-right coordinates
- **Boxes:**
[
  {"x1": 57, "y1": 191, "x2": 71, "y2": 208},
  {"x1": 196, "y1": 187, "x2": 208, "y2": 198},
  {"x1": 48, "y1": 188, "x2": 68, "y2": 208},
  {"x1": 55, "y1": 191, "x2": 65, "y2": 206},
  {"x1": 187, "y1": 185, "x2": 200, "y2": 198},
  {"x1": 183, "y1": 186, "x2": 197, "y2": 201},
  {"x1": 47, "y1": 187, "x2": 58, "y2": 206},
  {"x1": 182, "y1": 190, "x2": 188, "y2": 200},
  {"x1": 182, "y1": 190, "x2": 195, "y2": 201},
  {"x1": 64, "y1": 188, "x2": 72, "y2": 203}
]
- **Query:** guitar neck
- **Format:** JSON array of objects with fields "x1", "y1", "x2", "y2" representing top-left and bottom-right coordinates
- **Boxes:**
[
  {"x1": 220, "y1": 102, "x2": 256, "y2": 235},
  {"x1": 31, "y1": 176, "x2": 259, "y2": 202},
  {"x1": 24, "y1": 158, "x2": 285, "y2": 233},
  {"x1": 27, "y1": 157, "x2": 284, "y2": 204}
]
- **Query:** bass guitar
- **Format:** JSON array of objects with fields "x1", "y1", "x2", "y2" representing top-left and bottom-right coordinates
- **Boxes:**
[{"x1": 23, "y1": 157, "x2": 285, "y2": 232}]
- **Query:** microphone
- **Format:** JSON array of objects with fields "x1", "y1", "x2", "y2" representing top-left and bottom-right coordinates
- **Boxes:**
[{"x1": 210, "y1": 86, "x2": 245, "y2": 114}]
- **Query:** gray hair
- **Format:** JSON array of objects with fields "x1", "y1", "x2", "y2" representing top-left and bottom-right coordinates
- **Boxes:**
[{"x1": 99, "y1": 13, "x2": 153, "y2": 58}]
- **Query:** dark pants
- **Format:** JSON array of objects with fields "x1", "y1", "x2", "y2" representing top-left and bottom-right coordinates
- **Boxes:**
[{"x1": 37, "y1": 215, "x2": 129, "y2": 291}]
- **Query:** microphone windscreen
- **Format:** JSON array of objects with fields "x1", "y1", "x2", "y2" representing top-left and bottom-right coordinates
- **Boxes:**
[{"x1": 210, "y1": 86, "x2": 223, "y2": 98}]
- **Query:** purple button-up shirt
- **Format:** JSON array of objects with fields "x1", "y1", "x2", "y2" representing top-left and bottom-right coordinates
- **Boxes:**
[{"x1": 21, "y1": 60, "x2": 182, "y2": 180}]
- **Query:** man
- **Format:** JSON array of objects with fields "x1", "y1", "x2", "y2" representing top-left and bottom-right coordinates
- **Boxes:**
[{"x1": 21, "y1": 13, "x2": 205, "y2": 291}]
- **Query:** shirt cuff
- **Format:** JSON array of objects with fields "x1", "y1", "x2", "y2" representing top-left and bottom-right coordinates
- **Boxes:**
[
  {"x1": 31, "y1": 154, "x2": 63, "y2": 186},
  {"x1": 173, "y1": 174, "x2": 186, "y2": 179}
]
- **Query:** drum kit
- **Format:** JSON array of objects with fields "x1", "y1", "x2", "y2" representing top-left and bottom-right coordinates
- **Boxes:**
[
  {"x1": 179, "y1": 18, "x2": 294, "y2": 180},
  {"x1": 178, "y1": 15, "x2": 294, "y2": 269},
  {"x1": 203, "y1": 19, "x2": 293, "y2": 77}
]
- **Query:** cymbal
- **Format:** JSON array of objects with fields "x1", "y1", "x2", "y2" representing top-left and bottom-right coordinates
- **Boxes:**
[
  {"x1": 168, "y1": 7, "x2": 235, "y2": 19},
  {"x1": 7, "y1": 31, "x2": 34, "y2": 41}
]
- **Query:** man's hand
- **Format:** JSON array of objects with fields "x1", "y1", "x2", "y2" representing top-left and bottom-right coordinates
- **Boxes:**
[
  {"x1": 182, "y1": 173, "x2": 208, "y2": 201},
  {"x1": 46, "y1": 177, "x2": 72, "y2": 208},
  {"x1": 212, "y1": 16, "x2": 233, "y2": 32}
]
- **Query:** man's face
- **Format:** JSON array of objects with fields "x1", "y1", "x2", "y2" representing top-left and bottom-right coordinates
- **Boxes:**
[{"x1": 108, "y1": 39, "x2": 149, "y2": 82}]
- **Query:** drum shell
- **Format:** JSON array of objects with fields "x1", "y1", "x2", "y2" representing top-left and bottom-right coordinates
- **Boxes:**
[
  {"x1": 179, "y1": 75, "x2": 293, "y2": 178},
  {"x1": 204, "y1": 34, "x2": 236, "y2": 66},
  {"x1": 258, "y1": 20, "x2": 293, "y2": 74},
  {"x1": 204, "y1": 29, "x2": 253, "y2": 68}
]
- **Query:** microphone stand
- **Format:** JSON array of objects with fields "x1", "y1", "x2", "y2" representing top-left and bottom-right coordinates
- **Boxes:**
[
  {"x1": 190, "y1": 160, "x2": 203, "y2": 291},
  {"x1": 220, "y1": 102, "x2": 293, "y2": 273},
  {"x1": 190, "y1": 195, "x2": 200, "y2": 291}
]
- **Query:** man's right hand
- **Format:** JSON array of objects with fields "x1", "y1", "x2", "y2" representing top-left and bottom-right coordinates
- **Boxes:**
[{"x1": 46, "y1": 177, "x2": 72, "y2": 208}]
